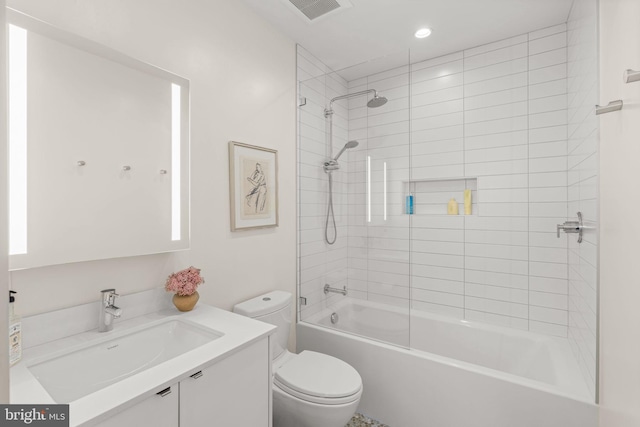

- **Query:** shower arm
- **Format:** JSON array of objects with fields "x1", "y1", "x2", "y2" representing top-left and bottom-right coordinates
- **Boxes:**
[{"x1": 325, "y1": 89, "x2": 379, "y2": 116}]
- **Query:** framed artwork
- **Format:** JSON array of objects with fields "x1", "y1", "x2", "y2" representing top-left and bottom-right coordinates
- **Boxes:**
[{"x1": 228, "y1": 141, "x2": 279, "y2": 231}]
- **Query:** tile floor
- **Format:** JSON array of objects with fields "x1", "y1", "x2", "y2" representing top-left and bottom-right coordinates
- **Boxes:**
[{"x1": 345, "y1": 413, "x2": 389, "y2": 427}]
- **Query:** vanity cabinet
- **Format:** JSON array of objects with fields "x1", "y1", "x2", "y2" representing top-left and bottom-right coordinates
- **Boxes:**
[
  {"x1": 91, "y1": 338, "x2": 270, "y2": 427},
  {"x1": 93, "y1": 383, "x2": 179, "y2": 427},
  {"x1": 180, "y1": 339, "x2": 270, "y2": 427}
]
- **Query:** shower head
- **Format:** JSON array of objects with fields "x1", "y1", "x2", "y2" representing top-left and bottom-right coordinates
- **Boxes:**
[
  {"x1": 367, "y1": 94, "x2": 388, "y2": 108},
  {"x1": 332, "y1": 140, "x2": 359, "y2": 162},
  {"x1": 326, "y1": 89, "x2": 389, "y2": 116}
]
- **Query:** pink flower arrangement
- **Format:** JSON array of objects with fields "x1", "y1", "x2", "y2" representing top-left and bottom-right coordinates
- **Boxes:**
[{"x1": 165, "y1": 266, "x2": 204, "y2": 296}]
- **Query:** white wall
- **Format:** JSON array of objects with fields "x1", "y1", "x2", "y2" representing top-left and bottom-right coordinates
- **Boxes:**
[
  {"x1": 567, "y1": 0, "x2": 599, "y2": 401},
  {"x1": 7, "y1": 0, "x2": 297, "y2": 318},
  {"x1": 599, "y1": 0, "x2": 640, "y2": 424},
  {"x1": 1, "y1": 0, "x2": 10, "y2": 402},
  {"x1": 344, "y1": 26, "x2": 571, "y2": 336}
]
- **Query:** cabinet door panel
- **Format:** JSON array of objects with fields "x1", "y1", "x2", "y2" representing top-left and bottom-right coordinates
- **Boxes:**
[
  {"x1": 180, "y1": 339, "x2": 270, "y2": 427},
  {"x1": 93, "y1": 384, "x2": 178, "y2": 427}
]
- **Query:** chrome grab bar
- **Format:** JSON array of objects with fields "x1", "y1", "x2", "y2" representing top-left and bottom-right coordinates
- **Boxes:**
[
  {"x1": 557, "y1": 212, "x2": 584, "y2": 243},
  {"x1": 324, "y1": 284, "x2": 347, "y2": 296}
]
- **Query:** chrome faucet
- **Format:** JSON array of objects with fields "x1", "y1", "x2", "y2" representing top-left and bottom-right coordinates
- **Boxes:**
[
  {"x1": 324, "y1": 284, "x2": 348, "y2": 296},
  {"x1": 99, "y1": 289, "x2": 122, "y2": 332}
]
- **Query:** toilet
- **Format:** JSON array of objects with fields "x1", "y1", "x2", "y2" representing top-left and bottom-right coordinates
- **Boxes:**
[{"x1": 233, "y1": 291, "x2": 362, "y2": 427}]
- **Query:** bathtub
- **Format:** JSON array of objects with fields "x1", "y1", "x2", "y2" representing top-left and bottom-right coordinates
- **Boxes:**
[{"x1": 297, "y1": 298, "x2": 597, "y2": 427}]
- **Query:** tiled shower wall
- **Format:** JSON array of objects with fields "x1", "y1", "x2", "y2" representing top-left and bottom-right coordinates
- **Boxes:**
[
  {"x1": 297, "y1": 16, "x2": 597, "y2": 401},
  {"x1": 297, "y1": 46, "x2": 352, "y2": 318},
  {"x1": 567, "y1": 0, "x2": 598, "y2": 400},
  {"x1": 345, "y1": 25, "x2": 571, "y2": 336}
]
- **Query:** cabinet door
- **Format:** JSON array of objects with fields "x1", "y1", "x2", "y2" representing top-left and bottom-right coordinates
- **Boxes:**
[
  {"x1": 93, "y1": 383, "x2": 178, "y2": 427},
  {"x1": 180, "y1": 339, "x2": 270, "y2": 427}
]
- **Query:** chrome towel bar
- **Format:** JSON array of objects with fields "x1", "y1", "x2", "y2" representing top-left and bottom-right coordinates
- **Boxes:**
[
  {"x1": 595, "y1": 100, "x2": 623, "y2": 115},
  {"x1": 624, "y1": 69, "x2": 640, "y2": 84}
]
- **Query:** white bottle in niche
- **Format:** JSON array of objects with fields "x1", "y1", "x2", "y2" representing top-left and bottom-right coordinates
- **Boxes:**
[{"x1": 9, "y1": 291, "x2": 22, "y2": 366}]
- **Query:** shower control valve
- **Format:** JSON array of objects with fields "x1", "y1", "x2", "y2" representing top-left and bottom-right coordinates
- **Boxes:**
[{"x1": 557, "y1": 212, "x2": 584, "y2": 243}]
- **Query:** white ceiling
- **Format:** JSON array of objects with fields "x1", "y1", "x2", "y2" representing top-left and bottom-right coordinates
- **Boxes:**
[{"x1": 240, "y1": 0, "x2": 574, "y2": 80}]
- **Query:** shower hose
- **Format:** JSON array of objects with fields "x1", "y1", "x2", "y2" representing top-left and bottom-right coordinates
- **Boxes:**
[{"x1": 325, "y1": 171, "x2": 337, "y2": 245}]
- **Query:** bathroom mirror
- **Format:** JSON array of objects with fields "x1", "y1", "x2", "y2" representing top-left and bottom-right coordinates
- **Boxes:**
[{"x1": 7, "y1": 10, "x2": 190, "y2": 270}]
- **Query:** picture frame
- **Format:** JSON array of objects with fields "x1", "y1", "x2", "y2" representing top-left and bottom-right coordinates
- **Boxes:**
[{"x1": 228, "y1": 141, "x2": 279, "y2": 231}]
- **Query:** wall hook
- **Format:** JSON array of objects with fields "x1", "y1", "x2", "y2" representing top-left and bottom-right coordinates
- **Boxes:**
[
  {"x1": 77, "y1": 160, "x2": 86, "y2": 166},
  {"x1": 122, "y1": 165, "x2": 131, "y2": 171},
  {"x1": 159, "y1": 169, "x2": 167, "y2": 174}
]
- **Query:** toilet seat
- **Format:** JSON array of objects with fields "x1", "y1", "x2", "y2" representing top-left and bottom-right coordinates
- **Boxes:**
[{"x1": 274, "y1": 351, "x2": 362, "y2": 405}]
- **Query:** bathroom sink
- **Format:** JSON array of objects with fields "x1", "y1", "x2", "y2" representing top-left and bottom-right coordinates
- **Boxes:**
[{"x1": 27, "y1": 319, "x2": 222, "y2": 403}]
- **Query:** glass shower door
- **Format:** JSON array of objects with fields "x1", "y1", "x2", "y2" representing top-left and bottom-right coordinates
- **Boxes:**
[{"x1": 296, "y1": 46, "x2": 411, "y2": 348}]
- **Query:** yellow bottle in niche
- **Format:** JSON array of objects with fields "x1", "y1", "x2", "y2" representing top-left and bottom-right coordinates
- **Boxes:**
[
  {"x1": 447, "y1": 198, "x2": 459, "y2": 215},
  {"x1": 464, "y1": 189, "x2": 472, "y2": 215}
]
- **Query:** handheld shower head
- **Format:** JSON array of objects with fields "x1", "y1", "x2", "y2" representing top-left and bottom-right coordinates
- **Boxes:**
[
  {"x1": 333, "y1": 140, "x2": 359, "y2": 161},
  {"x1": 344, "y1": 140, "x2": 359, "y2": 149},
  {"x1": 324, "y1": 140, "x2": 359, "y2": 172}
]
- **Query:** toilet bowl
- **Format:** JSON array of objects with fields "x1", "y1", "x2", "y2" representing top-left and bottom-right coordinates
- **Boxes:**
[
  {"x1": 233, "y1": 291, "x2": 362, "y2": 427},
  {"x1": 272, "y1": 350, "x2": 362, "y2": 427}
]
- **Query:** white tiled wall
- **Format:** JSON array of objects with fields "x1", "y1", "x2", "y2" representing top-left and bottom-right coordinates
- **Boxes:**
[
  {"x1": 297, "y1": 23, "x2": 589, "y2": 341},
  {"x1": 342, "y1": 26, "x2": 570, "y2": 335},
  {"x1": 567, "y1": 0, "x2": 598, "y2": 400},
  {"x1": 527, "y1": 25, "x2": 570, "y2": 338},
  {"x1": 297, "y1": 16, "x2": 597, "y2": 400},
  {"x1": 297, "y1": 46, "x2": 351, "y2": 318},
  {"x1": 346, "y1": 66, "x2": 411, "y2": 311}
]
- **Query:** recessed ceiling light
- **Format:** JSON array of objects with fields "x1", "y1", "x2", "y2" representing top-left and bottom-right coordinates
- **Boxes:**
[{"x1": 415, "y1": 28, "x2": 432, "y2": 39}]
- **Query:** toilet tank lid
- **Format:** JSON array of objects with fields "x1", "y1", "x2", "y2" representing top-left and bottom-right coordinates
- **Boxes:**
[{"x1": 233, "y1": 290, "x2": 292, "y2": 318}]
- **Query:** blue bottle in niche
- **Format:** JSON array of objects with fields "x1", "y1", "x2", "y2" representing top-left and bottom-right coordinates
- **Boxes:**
[{"x1": 406, "y1": 194, "x2": 414, "y2": 215}]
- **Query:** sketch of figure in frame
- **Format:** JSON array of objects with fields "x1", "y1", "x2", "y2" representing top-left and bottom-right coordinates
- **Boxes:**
[
  {"x1": 242, "y1": 158, "x2": 270, "y2": 218},
  {"x1": 230, "y1": 141, "x2": 278, "y2": 231}
]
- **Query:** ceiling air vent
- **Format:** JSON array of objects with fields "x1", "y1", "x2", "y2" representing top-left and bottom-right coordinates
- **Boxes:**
[{"x1": 287, "y1": 0, "x2": 352, "y2": 22}]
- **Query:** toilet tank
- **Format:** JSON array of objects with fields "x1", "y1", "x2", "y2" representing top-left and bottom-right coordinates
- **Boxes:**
[{"x1": 233, "y1": 291, "x2": 292, "y2": 360}]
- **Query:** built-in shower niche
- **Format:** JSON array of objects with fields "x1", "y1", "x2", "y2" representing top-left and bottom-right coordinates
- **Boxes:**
[{"x1": 404, "y1": 177, "x2": 477, "y2": 216}]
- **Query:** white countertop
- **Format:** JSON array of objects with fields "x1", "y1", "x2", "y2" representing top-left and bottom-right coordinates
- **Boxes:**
[{"x1": 10, "y1": 304, "x2": 275, "y2": 426}]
